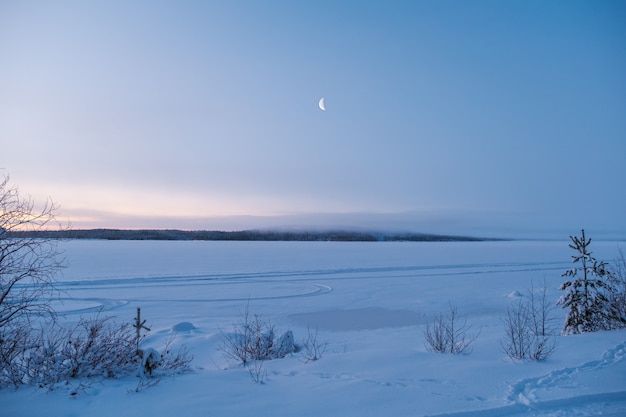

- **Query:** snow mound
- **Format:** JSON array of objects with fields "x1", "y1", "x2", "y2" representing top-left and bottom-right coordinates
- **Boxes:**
[
  {"x1": 272, "y1": 331, "x2": 295, "y2": 358},
  {"x1": 171, "y1": 322, "x2": 196, "y2": 333}
]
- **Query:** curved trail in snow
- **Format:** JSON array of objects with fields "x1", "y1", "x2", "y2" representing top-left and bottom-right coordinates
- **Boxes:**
[
  {"x1": 425, "y1": 341, "x2": 626, "y2": 417},
  {"x1": 57, "y1": 260, "x2": 569, "y2": 288},
  {"x1": 425, "y1": 391, "x2": 626, "y2": 417},
  {"x1": 55, "y1": 260, "x2": 567, "y2": 315},
  {"x1": 507, "y1": 341, "x2": 626, "y2": 406},
  {"x1": 57, "y1": 282, "x2": 333, "y2": 315},
  {"x1": 55, "y1": 259, "x2": 569, "y2": 315}
]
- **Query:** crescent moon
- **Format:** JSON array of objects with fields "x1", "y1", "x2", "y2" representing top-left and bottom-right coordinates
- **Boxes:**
[{"x1": 318, "y1": 97, "x2": 325, "y2": 111}]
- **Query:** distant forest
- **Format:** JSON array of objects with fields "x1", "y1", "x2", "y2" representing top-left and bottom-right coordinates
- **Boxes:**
[{"x1": 4, "y1": 229, "x2": 490, "y2": 242}]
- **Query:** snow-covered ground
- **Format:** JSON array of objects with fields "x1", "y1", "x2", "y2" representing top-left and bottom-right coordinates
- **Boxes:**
[{"x1": 2, "y1": 239, "x2": 625, "y2": 416}]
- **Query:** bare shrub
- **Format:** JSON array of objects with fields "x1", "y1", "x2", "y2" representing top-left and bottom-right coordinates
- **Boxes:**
[
  {"x1": 423, "y1": 303, "x2": 479, "y2": 355},
  {"x1": 0, "y1": 175, "x2": 66, "y2": 331},
  {"x1": 301, "y1": 327, "x2": 327, "y2": 363},
  {"x1": 34, "y1": 316, "x2": 137, "y2": 388},
  {"x1": 220, "y1": 304, "x2": 294, "y2": 366},
  {"x1": 64, "y1": 315, "x2": 138, "y2": 379},
  {"x1": 220, "y1": 305, "x2": 274, "y2": 365},
  {"x1": 501, "y1": 281, "x2": 558, "y2": 361},
  {"x1": 0, "y1": 316, "x2": 137, "y2": 389},
  {"x1": 423, "y1": 314, "x2": 447, "y2": 353},
  {"x1": 218, "y1": 304, "x2": 273, "y2": 384},
  {"x1": 0, "y1": 322, "x2": 32, "y2": 387},
  {"x1": 129, "y1": 337, "x2": 193, "y2": 392},
  {"x1": 501, "y1": 299, "x2": 534, "y2": 360},
  {"x1": 153, "y1": 336, "x2": 194, "y2": 376},
  {"x1": 129, "y1": 376, "x2": 160, "y2": 393},
  {"x1": 0, "y1": 175, "x2": 66, "y2": 388},
  {"x1": 247, "y1": 359, "x2": 267, "y2": 384},
  {"x1": 0, "y1": 312, "x2": 193, "y2": 389}
]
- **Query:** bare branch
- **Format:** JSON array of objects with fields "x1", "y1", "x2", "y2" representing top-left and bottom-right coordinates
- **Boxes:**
[
  {"x1": 0, "y1": 175, "x2": 66, "y2": 328},
  {"x1": 424, "y1": 303, "x2": 479, "y2": 355}
]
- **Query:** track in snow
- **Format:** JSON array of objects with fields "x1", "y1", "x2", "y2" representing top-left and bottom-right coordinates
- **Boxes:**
[
  {"x1": 54, "y1": 260, "x2": 567, "y2": 314},
  {"x1": 426, "y1": 341, "x2": 626, "y2": 417}
]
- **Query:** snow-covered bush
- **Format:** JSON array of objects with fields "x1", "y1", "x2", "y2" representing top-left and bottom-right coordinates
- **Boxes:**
[
  {"x1": 139, "y1": 348, "x2": 161, "y2": 376},
  {"x1": 130, "y1": 338, "x2": 193, "y2": 392},
  {"x1": 607, "y1": 249, "x2": 626, "y2": 328},
  {"x1": 0, "y1": 322, "x2": 32, "y2": 387},
  {"x1": 558, "y1": 229, "x2": 623, "y2": 335},
  {"x1": 220, "y1": 305, "x2": 295, "y2": 365},
  {"x1": 423, "y1": 303, "x2": 479, "y2": 355},
  {"x1": 501, "y1": 282, "x2": 557, "y2": 361},
  {"x1": 0, "y1": 314, "x2": 193, "y2": 389},
  {"x1": 0, "y1": 316, "x2": 137, "y2": 388},
  {"x1": 63, "y1": 316, "x2": 137, "y2": 379}
]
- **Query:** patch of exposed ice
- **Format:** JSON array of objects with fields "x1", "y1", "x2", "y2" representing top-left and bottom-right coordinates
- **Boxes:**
[{"x1": 289, "y1": 307, "x2": 426, "y2": 331}]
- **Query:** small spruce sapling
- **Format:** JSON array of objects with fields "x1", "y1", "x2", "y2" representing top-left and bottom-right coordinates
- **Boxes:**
[
  {"x1": 558, "y1": 229, "x2": 622, "y2": 335},
  {"x1": 133, "y1": 307, "x2": 151, "y2": 356}
]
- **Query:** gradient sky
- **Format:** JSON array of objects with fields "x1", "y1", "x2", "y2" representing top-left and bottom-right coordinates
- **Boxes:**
[{"x1": 1, "y1": 1, "x2": 625, "y2": 238}]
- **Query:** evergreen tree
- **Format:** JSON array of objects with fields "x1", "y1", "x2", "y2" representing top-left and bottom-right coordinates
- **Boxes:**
[{"x1": 558, "y1": 229, "x2": 621, "y2": 334}]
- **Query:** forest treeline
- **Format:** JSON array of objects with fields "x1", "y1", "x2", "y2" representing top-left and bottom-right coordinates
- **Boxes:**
[{"x1": 4, "y1": 228, "x2": 488, "y2": 242}]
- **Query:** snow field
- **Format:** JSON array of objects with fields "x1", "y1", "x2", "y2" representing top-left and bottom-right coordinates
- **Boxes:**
[{"x1": 2, "y1": 240, "x2": 625, "y2": 416}]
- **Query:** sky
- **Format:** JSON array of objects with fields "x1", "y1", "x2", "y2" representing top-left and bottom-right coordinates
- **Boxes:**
[{"x1": 1, "y1": 1, "x2": 625, "y2": 238}]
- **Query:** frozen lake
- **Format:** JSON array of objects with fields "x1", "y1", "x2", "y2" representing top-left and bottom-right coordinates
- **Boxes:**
[
  {"x1": 53, "y1": 239, "x2": 625, "y2": 336},
  {"x1": 54, "y1": 239, "x2": 600, "y2": 326}
]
